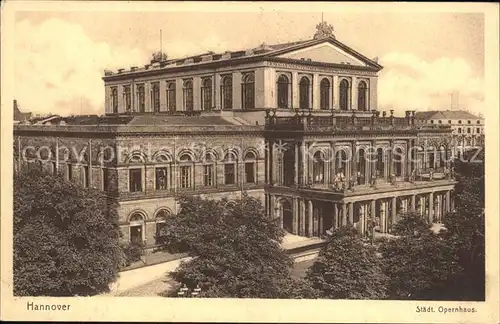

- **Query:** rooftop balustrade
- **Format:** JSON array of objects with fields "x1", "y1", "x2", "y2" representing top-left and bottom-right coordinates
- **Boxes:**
[{"x1": 264, "y1": 109, "x2": 452, "y2": 132}]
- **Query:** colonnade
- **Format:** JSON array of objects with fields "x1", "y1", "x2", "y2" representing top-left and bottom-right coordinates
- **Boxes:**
[{"x1": 266, "y1": 189, "x2": 454, "y2": 238}]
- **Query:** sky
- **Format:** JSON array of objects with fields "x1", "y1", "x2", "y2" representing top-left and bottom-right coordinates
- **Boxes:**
[{"x1": 13, "y1": 10, "x2": 485, "y2": 117}]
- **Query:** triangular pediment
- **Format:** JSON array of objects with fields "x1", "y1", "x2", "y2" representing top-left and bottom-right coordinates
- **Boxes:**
[{"x1": 274, "y1": 41, "x2": 369, "y2": 67}]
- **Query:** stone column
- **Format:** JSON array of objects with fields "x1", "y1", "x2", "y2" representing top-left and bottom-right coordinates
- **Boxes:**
[
  {"x1": 268, "y1": 140, "x2": 274, "y2": 185},
  {"x1": 292, "y1": 197, "x2": 298, "y2": 234},
  {"x1": 330, "y1": 142, "x2": 336, "y2": 184},
  {"x1": 359, "y1": 203, "x2": 366, "y2": 236},
  {"x1": 428, "y1": 192, "x2": 434, "y2": 224},
  {"x1": 294, "y1": 142, "x2": 299, "y2": 185},
  {"x1": 380, "y1": 200, "x2": 387, "y2": 233},
  {"x1": 307, "y1": 200, "x2": 313, "y2": 237},
  {"x1": 411, "y1": 195, "x2": 416, "y2": 212},
  {"x1": 451, "y1": 191, "x2": 455, "y2": 211},
  {"x1": 391, "y1": 196, "x2": 397, "y2": 224},
  {"x1": 333, "y1": 75, "x2": 339, "y2": 109},
  {"x1": 300, "y1": 199, "x2": 306, "y2": 236},
  {"x1": 446, "y1": 191, "x2": 451, "y2": 214},
  {"x1": 342, "y1": 203, "x2": 347, "y2": 226},
  {"x1": 348, "y1": 202, "x2": 354, "y2": 224},
  {"x1": 300, "y1": 141, "x2": 307, "y2": 185},
  {"x1": 351, "y1": 76, "x2": 357, "y2": 110},
  {"x1": 435, "y1": 195, "x2": 440, "y2": 223},
  {"x1": 270, "y1": 194, "x2": 276, "y2": 221},
  {"x1": 333, "y1": 202, "x2": 338, "y2": 229}
]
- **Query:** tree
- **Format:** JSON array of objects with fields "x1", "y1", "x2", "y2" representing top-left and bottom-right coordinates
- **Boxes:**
[
  {"x1": 306, "y1": 226, "x2": 388, "y2": 299},
  {"x1": 439, "y1": 151, "x2": 485, "y2": 300},
  {"x1": 379, "y1": 213, "x2": 462, "y2": 300},
  {"x1": 158, "y1": 194, "x2": 317, "y2": 298},
  {"x1": 13, "y1": 169, "x2": 123, "y2": 296}
]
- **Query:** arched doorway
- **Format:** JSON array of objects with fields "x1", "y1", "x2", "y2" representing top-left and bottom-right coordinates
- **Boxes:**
[
  {"x1": 280, "y1": 199, "x2": 293, "y2": 233},
  {"x1": 129, "y1": 211, "x2": 146, "y2": 245}
]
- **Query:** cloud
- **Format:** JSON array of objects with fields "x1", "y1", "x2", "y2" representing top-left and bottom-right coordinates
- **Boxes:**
[
  {"x1": 14, "y1": 18, "x2": 148, "y2": 115},
  {"x1": 378, "y1": 52, "x2": 484, "y2": 116}
]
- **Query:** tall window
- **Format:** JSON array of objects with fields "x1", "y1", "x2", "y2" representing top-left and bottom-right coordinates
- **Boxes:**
[
  {"x1": 179, "y1": 154, "x2": 192, "y2": 189},
  {"x1": 458, "y1": 128, "x2": 462, "y2": 134},
  {"x1": 224, "y1": 152, "x2": 237, "y2": 185},
  {"x1": 476, "y1": 128, "x2": 480, "y2": 134},
  {"x1": 123, "y1": 86, "x2": 131, "y2": 112},
  {"x1": 67, "y1": 163, "x2": 72, "y2": 180},
  {"x1": 203, "y1": 153, "x2": 215, "y2": 186},
  {"x1": 312, "y1": 151, "x2": 325, "y2": 184},
  {"x1": 167, "y1": 82, "x2": 176, "y2": 112},
  {"x1": 357, "y1": 149, "x2": 366, "y2": 184},
  {"x1": 151, "y1": 83, "x2": 160, "y2": 112},
  {"x1": 376, "y1": 148, "x2": 385, "y2": 178},
  {"x1": 467, "y1": 128, "x2": 471, "y2": 134},
  {"x1": 242, "y1": 73, "x2": 255, "y2": 110},
  {"x1": 137, "y1": 84, "x2": 145, "y2": 112},
  {"x1": 155, "y1": 167, "x2": 168, "y2": 190},
  {"x1": 299, "y1": 76, "x2": 310, "y2": 109},
  {"x1": 277, "y1": 75, "x2": 289, "y2": 109},
  {"x1": 339, "y1": 79, "x2": 350, "y2": 111},
  {"x1": 244, "y1": 151, "x2": 256, "y2": 183},
  {"x1": 82, "y1": 165, "x2": 89, "y2": 188},
  {"x1": 393, "y1": 147, "x2": 403, "y2": 177},
  {"x1": 357, "y1": 81, "x2": 368, "y2": 111},
  {"x1": 320, "y1": 78, "x2": 330, "y2": 110},
  {"x1": 428, "y1": 151, "x2": 435, "y2": 169},
  {"x1": 111, "y1": 87, "x2": 118, "y2": 113},
  {"x1": 221, "y1": 75, "x2": 233, "y2": 110},
  {"x1": 183, "y1": 80, "x2": 193, "y2": 111},
  {"x1": 129, "y1": 168, "x2": 142, "y2": 192},
  {"x1": 102, "y1": 168, "x2": 109, "y2": 191},
  {"x1": 201, "y1": 78, "x2": 212, "y2": 111}
]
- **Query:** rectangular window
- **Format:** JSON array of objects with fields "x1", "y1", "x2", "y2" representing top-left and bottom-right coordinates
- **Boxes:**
[
  {"x1": 224, "y1": 164, "x2": 235, "y2": 185},
  {"x1": 155, "y1": 167, "x2": 168, "y2": 190},
  {"x1": 204, "y1": 165, "x2": 214, "y2": 186},
  {"x1": 52, "y1": 162, "x2": 57, "y2": 174},
  {"x1": 467, "y1": 128, "x2": 471, "y2": 133},
  {"x1": 102, "y1": 168, "x2": 109, "y2": 191},
  {"x1": 476, "y1": 128, "x2": 480, "y2": 134},
  {"x1": 82, "y1": 165, "x2": 89, "y2": 188},
  {"x1": 245, "y1": 162, "x2": 255, "y2": 183},
  {"x1": 180, "y1": 166, "x2": 191, "y2": 189},
  {"x1": 129, "y1": 168, "x2": 142, "y2": 192},
  {"x1": 67, "y1": 163, "x2": 72, "y2": 180}
]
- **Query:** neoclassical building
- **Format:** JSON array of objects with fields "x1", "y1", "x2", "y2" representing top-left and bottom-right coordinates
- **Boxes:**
[{"x1": 14, "y1": 22, "x2": 457, "y2": 244}]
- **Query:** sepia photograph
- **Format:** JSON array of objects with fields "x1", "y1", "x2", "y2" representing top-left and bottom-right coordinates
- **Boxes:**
[{"x1": 1, "y1": 1, "x2": 499, "y2": 323}]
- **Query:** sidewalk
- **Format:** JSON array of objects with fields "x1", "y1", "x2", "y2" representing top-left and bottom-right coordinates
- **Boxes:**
[{"x1": 101, "y1": 257, "x2": 191, "y2": 296}]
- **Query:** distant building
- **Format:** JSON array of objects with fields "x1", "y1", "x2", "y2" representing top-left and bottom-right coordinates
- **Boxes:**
[
  {"x1": 415, "y1": 110, "x2": 484, "y2": 154},
  {"x1": 13, "y1": 100, "x2": 32, "y2": 123},
  {"x1": 14, "y1": 21, "x2": 457, "y2": 246}
]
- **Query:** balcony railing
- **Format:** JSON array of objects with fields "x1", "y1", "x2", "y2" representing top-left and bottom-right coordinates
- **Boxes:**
[{"x1": 265, "y1": 109, "x2": 453, "y2": 132}]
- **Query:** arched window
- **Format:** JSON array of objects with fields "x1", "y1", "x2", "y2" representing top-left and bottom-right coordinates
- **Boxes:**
[
  {"x1": 242, "y1": 73, "x2": 255, "y2": 110},
  {"x1": 376, "y1": 148, "x2": 385, "y2": 178},
  {"x1": 335, "y1": 150, "x2": 347, "y2": 176},
  {"x1": 357, "y1": 81, "x2": 368, "y2": 111},
  {"x1": 313, "y1": 151, "x2": 325, "y2": 184},
  {"x1": 244, "y1": 151, "x2": 256, "y2": 183},
  {"x1": 299, "y1": 76, "x2": 310, "y2": 109},
  {"x1": 439, "y1": 146, "x2": 446, "y2": 168},
  {"x1": 167, "y1": 82, "x2": 176, "y2": 112},
  {"x1": 221, "y1": 75, "x2": 233, "y2": 110},
  {"x1": 183, "y1": 80, "x2": 193, "y2": 111},
  {"x1": 137, "y1": 84, "x2": 145, "y2": 112},
  {"x1": 224, "y1": 151, "x2": 237, "y2": 185},
  {"x1": 151, "y1": 83, "x2": 160, "y2": 112},
  {"x1": 427, "y1": 147, "x2": 435, "y2": 169},
  {"x1": 155, "y1": 165, "x2": 168, "y2": 190},
  {"x1": 111, "y1": 87, "x2": 118, "y2": 113},
  {"x1": 179, "y1": 153, "x2": 193, "y2": 189},
  {"x1": 339, "y1": 79, "x2": 350, "y2": 111},
  {"x1": 123, "y1": 86, "x2": 131, "y2": 112},
  {"x1": 393, "y1": 147, "x2": 403, "y2": 177},
  {"x1": 277, "y1": 75, "x2": 290, "y2": 109},
  {"x1": 201, "y1": 78, "x2": 212, "y2": 111},
  {"x1": 357, "y1": 149, "x2": 366, "y2": 184},
  {"x1": 320, "y1": 78, "x2": 330, "y2": 110}
]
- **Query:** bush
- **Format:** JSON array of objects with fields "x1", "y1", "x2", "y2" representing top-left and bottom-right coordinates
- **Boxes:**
[{"x1": 120, "y1": 241, "x2": 145, "y2": 267}]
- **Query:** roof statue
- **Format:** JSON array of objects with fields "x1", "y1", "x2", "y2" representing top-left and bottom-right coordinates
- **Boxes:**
[
  {"x1": 314, "y1": 21, "x2": 335, "y2": 40},
  {"x1": 151, "y1": 51, "x2": 168, "y2": 64}
]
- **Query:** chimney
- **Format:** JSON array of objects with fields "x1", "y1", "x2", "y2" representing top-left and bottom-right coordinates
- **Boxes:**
[{"x1": 13, "y1": 100, "x2": 18, "y2": 110}]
